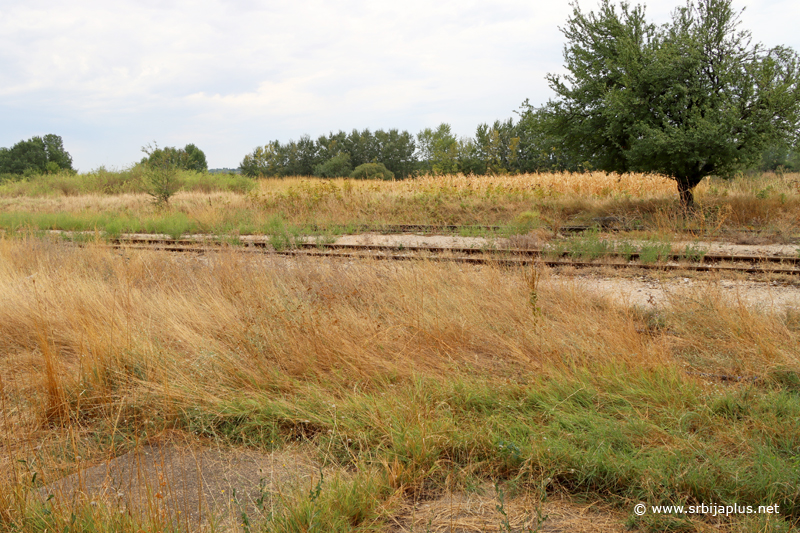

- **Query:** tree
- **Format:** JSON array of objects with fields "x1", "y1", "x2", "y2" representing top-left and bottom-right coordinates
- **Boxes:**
[
  {"x1": 758, "y1": 141, "x2": 800, "y2": 172},
  {"x1": 183, "y1": 144, "x2": 208, "y2": 172},
  {"x1": 475, "y1": 119, "x2": 520, "y2": 174},
  {"x1": 141, "y1": 143, "x2": 181, "y2": 205},
  {"x1": 417, "y1": 123, "x2": 460, "y2": 175},
  {"x1": 374, "y1": 129, "x2": 417, "y2": 178},
  {"x1": 240, "y1": 142, "x2": 283, "y2": 177},
  {"x1": 516, "y1": 102, "x2": 583, "y2": 172},
  {"x1": 290, "y1": 135, "x2": 321, "y2": 175},
  {"x1": 42, "y1": 134, "x2": 74, "y2": 171},
  {"x1": 344, "y1": 129, "x2": 380, "y2": 168},
  {"x1": 0, "y1": 134, "x2": 73, "y2": 175},
  {"x1": 313, "y1": 153, "x2": 353, "y2": 178},
  {"x1": 141, "y1": 143, "x2": 208, "y2": 173},
  {"x1": 544, "y1": 0, "x2": 800, "y2": 206}
]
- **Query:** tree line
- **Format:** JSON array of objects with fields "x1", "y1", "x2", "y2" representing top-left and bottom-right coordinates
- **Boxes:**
[
  {"x1": 237, "y1": 115, "x2": 597, "y2": 180},
  {"x1": 240, "y1": 0, "x2": 800, "y2": 207},
  {"x1": 0, "y1": 134, "x2": 74, "y2": 176},
  {"x1": 239, "y1": 108, "x2": 799, "y2": 183},
  {"x1": 3, "y1": 0, "x2": 799, "y2": 209}
]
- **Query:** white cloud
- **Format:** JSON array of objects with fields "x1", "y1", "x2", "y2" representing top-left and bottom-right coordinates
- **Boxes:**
[{"x1": 1, "y1": 0, "x2": 797, "y2": 169}]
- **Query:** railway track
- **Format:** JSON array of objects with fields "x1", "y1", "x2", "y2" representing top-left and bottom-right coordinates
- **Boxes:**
[
  {"x1": 251, "y1": 222, "x2": 775, "y2": 236},
  {"x1": 97, "y1": 236, "x2": 800, "y2": 275}
]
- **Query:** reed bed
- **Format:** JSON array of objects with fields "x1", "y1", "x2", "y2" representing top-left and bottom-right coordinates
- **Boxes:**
[{"x1": 0, "y1": 238, "x2": 798, "y2": 531}]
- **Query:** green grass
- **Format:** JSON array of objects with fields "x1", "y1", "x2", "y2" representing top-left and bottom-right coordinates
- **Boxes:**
[
  {"x1": 174, "y1": 367, "x2": 800, "y2": 531},
  {"x1": 8, "y1": 365, "x2": 799, "y2": 532},
  {"x1": 0, "y1": 168, "x2": 255, "y2": 197},
  {"x1": 546, "y1": 233, "x2": 712, "y2": 263},
  {"x1": 0, "y1": 211, "x2": 202, "y2": 240},
  {"x1": 262, "y1": 215, "x2": 303, "y2": 251},
  {"x1": 638, "y1": 240, "x2": 672, "y2": 264}
]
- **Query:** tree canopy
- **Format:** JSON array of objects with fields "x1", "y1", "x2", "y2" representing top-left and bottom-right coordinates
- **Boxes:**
[
  {"x1": 542, "y1": 0, "x2": 800, "y2": 206},
  {"x1": 140, "y1": 143, "x2": 208, "y2": 172},
  {"x1": 241, "y1": 129, "x2": 417, "y2": 179},
  {"x1": 0, "y1": 134, "x2": 73, "y2": 175}
]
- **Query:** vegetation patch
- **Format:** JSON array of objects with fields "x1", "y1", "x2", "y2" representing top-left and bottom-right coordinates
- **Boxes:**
[{"x1": 0, "y1": 240, "x2": 797, "y2": 531}]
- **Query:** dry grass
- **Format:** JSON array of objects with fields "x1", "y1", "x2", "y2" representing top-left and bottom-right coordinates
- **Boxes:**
[
  {"x1": 254, "y1": 171, "x2": 678, "y2": 197},
  {"x1": 0, "y1": 172, "x2": 798, "y2": 239},
  {"x1": 0, "y1": 238, "x2": 798, "y2": 532}
]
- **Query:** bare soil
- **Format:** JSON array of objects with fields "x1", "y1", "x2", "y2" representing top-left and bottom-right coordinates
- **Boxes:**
[
  {"x1": 40, "y1": 444, "x2": 630, "y2": 532},
  {"x1": 564, "y1": 274, "x2": 800, "y2": 312},
  {"x1": 40, "y1": 441, "x2": 319, "y2": 530}
]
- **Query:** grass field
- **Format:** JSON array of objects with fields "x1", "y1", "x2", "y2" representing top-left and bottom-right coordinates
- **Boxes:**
[
  {"x1": 0, "y1": 234, "x2": 798, "y2": 532},
  {"x1": 0, "y1": 171, "x2": 798, "y2": 241}
]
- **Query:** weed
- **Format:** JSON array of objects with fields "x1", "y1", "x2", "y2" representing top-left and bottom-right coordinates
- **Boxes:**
[
  {"x1": 683, "y1": 242, "x2": 708, "y2": 262},
  {"x1": 264, "y1": 215, "x2": 300, "y2": 251},
  {"x1": 639, "y1": 240, "x2": 671, "y2": 263},
  {"x1": 495, "y1": 482, "x2": 512, "y2": 533},
  {"x1": 617, "y1": 241, "x2": 638, "y2": 261},
  {"x1": 0, "y1": 171, "x2": 798, "y2": 239},
  {"x1": 560, "y1": 229, "x2": 615, "y2": 260}
]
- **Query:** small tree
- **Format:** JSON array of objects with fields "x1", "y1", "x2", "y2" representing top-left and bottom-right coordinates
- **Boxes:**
[
  {"x1": 141, "y1": 143, "x2": 180, "y2": 206},
  {"x1": 544, "y1": 0, "x2": 800, "y2": 207},
  {"x1": 141, "y1": 143, "x2": 208, "y2": 173}
]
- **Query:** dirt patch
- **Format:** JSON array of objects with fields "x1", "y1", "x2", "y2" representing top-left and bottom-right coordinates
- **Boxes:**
[
  {"x1": 654, "y1": 239, "x2": 798, "y2": 257},
  {"x1": 40, "y1": 443, "x2": 319, "y2": 530},
  {"x1": 334, "y1": 233, "x2": 502, "y2": 249},
  {"x1": 323, "y1": 232, "x2": 800, "y2": 258},
  {"x1": 562, "y1": 273, "x2": 800, "y2": 312},
  {"x1": 393, "y1": 488, "x2": 627, "y2": 532}
]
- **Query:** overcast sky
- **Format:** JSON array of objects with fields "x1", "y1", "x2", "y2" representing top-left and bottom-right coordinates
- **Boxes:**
[{"x1": 2, "y1": 0, "x2": 798, "y2": 171}]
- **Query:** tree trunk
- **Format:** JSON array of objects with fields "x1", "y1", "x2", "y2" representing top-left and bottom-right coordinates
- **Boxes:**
[{"x1": 675, "y1": 176, "x2": 701, "y2": 210}]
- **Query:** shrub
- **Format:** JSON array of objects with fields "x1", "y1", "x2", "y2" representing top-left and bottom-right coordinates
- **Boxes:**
[
  {"x1": 141, "y1": 144, "x2": 180, "y2": 206},
  {"x1": 180, "y1": 171, "x2": 256, "y2": 194},
  {"x1": 314, "y1": 153, "x2": 352, "y2": 178},
  {"x1": 350, "y1": 162, "x2": 394, "y2": 180}
]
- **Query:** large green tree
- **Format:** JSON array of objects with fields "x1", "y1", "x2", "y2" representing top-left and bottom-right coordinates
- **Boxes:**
[
  {"x1": 544, "y1": 0, "x2": 800, "y2": 206},
  {"x1": 417, "y1": 123, "x2": 460, "y2": 175},
  {"x1": 0, "y1": 134, "x2": 73, "y2": 175}
]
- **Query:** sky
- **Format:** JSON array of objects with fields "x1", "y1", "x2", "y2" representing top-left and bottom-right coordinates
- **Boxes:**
[{"x1": 2, "y1": 0, "x2": 799, "y2": 171}]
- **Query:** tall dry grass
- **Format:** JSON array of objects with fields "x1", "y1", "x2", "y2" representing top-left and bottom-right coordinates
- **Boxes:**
[
  {"x1": 0, "y1": 172, "x2": 797, "y2": 238},
  {"x1": 0, "y1": 237, "x2": 795, "y2": 442},
  {"x1": 1, "y1": 238, "x2": 799, "y2": 531}
]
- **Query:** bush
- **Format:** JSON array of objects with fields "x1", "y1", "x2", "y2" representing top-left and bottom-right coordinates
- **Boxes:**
[
  {"x1": 314, "y1": 153, "x2": 352, "y2": 178},
  {"x1": 350, "y1": 162, "x2": 394, "y2": 180},
  {"x1": 181, "y1": 171, "x2": 255, "y2": 194},
  {"x1": 141, "y1": 145, "x2": 180, "y2": 206},
  {"x1": 140, "y1": 143, "x2": 208, "y2": 172}
]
